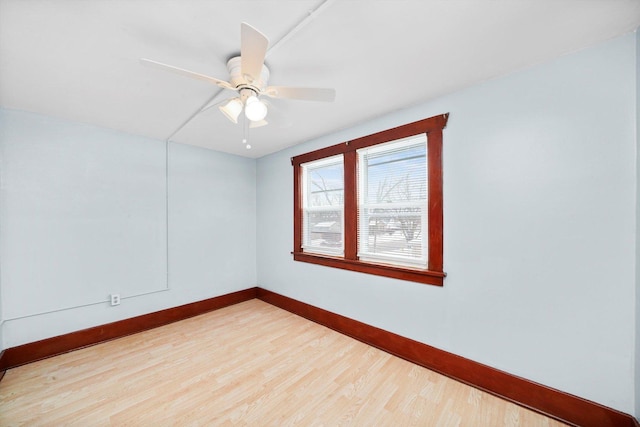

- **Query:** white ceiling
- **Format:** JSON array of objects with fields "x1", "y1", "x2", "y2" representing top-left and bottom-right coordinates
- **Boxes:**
[{"x1": 1, "y1": 1, "x2": 639, "y2": 159}]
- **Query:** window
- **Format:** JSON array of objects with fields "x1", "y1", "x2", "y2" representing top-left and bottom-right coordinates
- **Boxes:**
[
  {"x1": 292, "y1": 113, "x2": 448, "y2": 286},
  {"x1": 358, "y1": 135, "x2": 427, "y2": 267},
  {"x1": 301, "y1": 155, "x2": 344, "y2": 256}
]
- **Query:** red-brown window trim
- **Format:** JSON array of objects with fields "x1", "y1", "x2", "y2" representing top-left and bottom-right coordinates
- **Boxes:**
[{"x1": 292, "y1": 113, "x2": 449, "y2": 286}]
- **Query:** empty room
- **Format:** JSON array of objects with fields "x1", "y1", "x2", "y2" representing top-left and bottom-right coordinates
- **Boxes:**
[{"x1": 1, "y1": 1, "x2": 640, "y2": 425}]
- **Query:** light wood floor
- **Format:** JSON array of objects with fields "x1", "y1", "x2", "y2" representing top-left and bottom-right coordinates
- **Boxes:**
[{"x1": 0, "y1": 299, "x2": 567, "y2": 426}]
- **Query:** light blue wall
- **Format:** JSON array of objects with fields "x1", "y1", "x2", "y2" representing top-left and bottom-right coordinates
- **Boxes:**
[
  {"x1": 0, "y1": 112, "x2": 3, "y2": 350},
  {"x1": 0, "y1": 109, "x2": 256, "y2": 347},
  {"x1": 257, "y1": 33, "x2": 637, "y2": 414},
  {"x1": 167, "y1": 141, "x2": 257, "y2": 302}
]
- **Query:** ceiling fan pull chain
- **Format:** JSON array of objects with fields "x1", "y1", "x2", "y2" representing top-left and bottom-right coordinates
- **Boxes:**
[{"x1": 242, "y1": 115, "x2": 251, "y2": 150}]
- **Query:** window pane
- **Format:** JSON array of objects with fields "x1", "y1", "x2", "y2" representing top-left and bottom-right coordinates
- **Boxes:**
[
  {"x1": 358, "y1": 135, "x2": 428, "y2": 266},
  {"x1": 302, "y1": 155, "x2": 344, "y2": 255}
]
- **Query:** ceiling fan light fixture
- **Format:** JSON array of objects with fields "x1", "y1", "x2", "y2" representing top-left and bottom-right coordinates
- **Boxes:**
[
  {"x1": 244, "y1": 95, "x2": 268, "y2": 121},
  {"x1": 219, "y1": 98, "x2": 243, "y2": 123},
  {"x1": 249, "y1": 119, "x2": 268, "y2": 129}
]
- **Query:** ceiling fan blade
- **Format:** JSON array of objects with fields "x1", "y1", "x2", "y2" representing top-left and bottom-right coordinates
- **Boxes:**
[
  {"x1": 240, "y1": 22, "x2": 269, "y2": 84},
  {"x1": 140, "y1": 58, "x2": 234, "y2": 91},
  {"x1": 264, "y1": 86, "x2": 336, "y2": 102}
]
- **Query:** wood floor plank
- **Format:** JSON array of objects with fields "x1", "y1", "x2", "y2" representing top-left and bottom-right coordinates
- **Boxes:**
[{"x1": 0, "y1": 300, "x2": 568, "y2": 426}]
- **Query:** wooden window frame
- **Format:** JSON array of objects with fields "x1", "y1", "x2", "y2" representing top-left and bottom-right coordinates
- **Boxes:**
[{"x1": 292, "y1": 113, "x2": 449, "y2": 286}]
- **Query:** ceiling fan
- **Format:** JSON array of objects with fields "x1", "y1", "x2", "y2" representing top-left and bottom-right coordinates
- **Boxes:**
[{"x1": 141, "y1": 22, "x2": 336, "y2": 129}]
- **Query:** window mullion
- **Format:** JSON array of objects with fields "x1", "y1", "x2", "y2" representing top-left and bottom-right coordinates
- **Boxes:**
[
  {"x1": 293, "y1": 163, "x2": 303, "y2": 253},
  {"x1": 343, "y1": 150, "x2": 358, "y2": 260},
  {"x1": 427, "y1": 129, "x2": 443, "y2": 272}
]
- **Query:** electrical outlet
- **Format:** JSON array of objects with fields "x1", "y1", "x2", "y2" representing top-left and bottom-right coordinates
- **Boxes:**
[{"x1": 110, "y1": 294, "x2": 121, "y2": 306}]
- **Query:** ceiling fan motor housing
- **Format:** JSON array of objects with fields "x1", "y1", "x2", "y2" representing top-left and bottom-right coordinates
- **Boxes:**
[{"x1": 227, "y1": 56, "x2": 270, "y2": 94}]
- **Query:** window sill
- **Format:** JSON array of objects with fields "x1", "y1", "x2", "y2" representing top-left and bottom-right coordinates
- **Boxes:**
[{"x1": 292, "y1": 252, "x2": 445, "y2": 286}]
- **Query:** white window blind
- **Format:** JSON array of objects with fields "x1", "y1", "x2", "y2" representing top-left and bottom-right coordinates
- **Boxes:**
[
  {"x1": 301, "y1": 155, "x2": 344, "y2": 255},
  {"x1": 357, "y1": 135, "x2": 428, "y2": 267}
]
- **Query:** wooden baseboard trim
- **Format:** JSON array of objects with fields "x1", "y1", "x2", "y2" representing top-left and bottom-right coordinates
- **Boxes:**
[
  {"x1": 0, "y1": 287, "x2": 258, "y2": 371},
  {"x1": 256, "y1": 288, "x2": 637, "y2": 427},
  {"x1": 0, "y1": 350, "x2": 5, "y2": 382}
]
